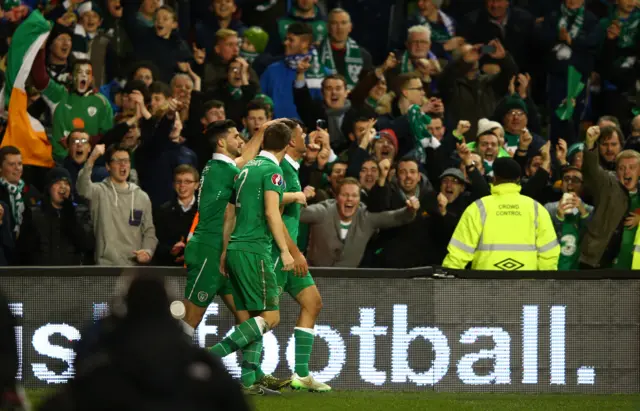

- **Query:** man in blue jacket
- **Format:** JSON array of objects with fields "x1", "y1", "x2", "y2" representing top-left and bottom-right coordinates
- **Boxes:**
[{"x1": 260, "y1": 22, "x2": 325, "y2": 119}]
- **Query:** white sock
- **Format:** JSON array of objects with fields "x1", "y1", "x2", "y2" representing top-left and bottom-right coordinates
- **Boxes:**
[
  {"x1": 181, "y1": 320, "x2": 194, "y2": 338},
  {"x1": 294, "y1": 326, "x2": 315, "y2": 336},
  {"x1": 254, "y1": 316, "x2": 269, "y2": 334}
]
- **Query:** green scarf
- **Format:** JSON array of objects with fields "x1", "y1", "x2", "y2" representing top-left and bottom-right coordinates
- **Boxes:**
[
  {"x1": 239, "y1": 49, "x2": 259, "y2": 64},
  {"x1": 504, "y1": 131, "x2": 520, "y2": 149},
  {"x1": 559, "y1": 4, "x2": 585, "y2": 40},
  {"x1": 407, "y1": 104, "x2": 434, "y2": 164},
  {"x1": 227, "y1": 83, "x2": 242, "y2": 100},
  {"x1": 365, "y1": 96, "x2": 378, "y2": 109},
  {"x1": 277, "y1": 7, "x2": 328, "y2": 44},
  {"x1": 416, "y1": 11, "x2": 455, "y2": 42},
  {"x1": 616, "y1": 9, "x2": 640, "y2": 48},
  {"x1": 319, "y1": 37, "x2": 363, "y2": 89},
  {"x1": 0, "y1": 178, "x2": 25, "y2": 234},
  {"x1": 400, "y1": 51, "x2": 415, "y2": 74}
]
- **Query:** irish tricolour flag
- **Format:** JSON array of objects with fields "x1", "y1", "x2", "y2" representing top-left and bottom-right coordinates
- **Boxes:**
[{"x1": 0, "y1": 10, "x2": 55, "y2": 168}]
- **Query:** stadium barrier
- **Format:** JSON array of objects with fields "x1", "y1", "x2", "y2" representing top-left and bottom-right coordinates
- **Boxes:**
[{"x1": 0, "y1": 266, "x2": 638, "y2": 393}]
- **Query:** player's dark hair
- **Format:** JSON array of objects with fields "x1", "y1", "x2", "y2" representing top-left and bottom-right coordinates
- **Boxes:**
[
  {"x1": 244, "y1": 100, "x2": 269, "y2": 118},
  {"x1": 174, "y1": 164, "x2": 200, "y2": 181},
  {"x1": 104, "y1": 144, "x2": 131, "y2": 164},
  {"x1": 263, "y1": 122, "x2": 292, "y2": 151},
  {"x1": 0, "y1": 146, "x2": 21, "y2": 165},
  {"x1": 361, "y1": 156, "x2": 378, "y2": 167},
  {"x1": 205, "y1": 119, "x2": 237, "y2": 150},
  {"x1": 279, "y1": 119, "x2": 298, "y2": 131},
  {"x1": 148, "y1": 81, "x2": 171, "y2": 98}
]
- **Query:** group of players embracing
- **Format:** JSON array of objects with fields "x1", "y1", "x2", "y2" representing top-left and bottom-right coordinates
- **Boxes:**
[{"x1": 179, "y1": 118, "x2": 329, "y2": 395}]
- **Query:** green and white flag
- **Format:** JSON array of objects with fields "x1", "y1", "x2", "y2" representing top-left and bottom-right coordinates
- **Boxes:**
[{"x1": 1, "y1": 10, "x2": 52, "y2": 111}]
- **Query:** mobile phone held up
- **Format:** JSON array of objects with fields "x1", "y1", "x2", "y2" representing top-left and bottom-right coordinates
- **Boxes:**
[
  {"x1": 316, "y1": 119, "x2": 327, "y2": 129},
  {"x1": 480, "y1": 45, "x2": 496, "y2": 56}
]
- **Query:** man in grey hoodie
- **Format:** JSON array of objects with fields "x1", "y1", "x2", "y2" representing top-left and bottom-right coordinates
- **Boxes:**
[{"x1": 77, "y1": 144, "x2": 158, "y2": 266}]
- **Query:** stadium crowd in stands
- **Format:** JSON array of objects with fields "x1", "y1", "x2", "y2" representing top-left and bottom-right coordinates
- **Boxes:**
[{"x1": 0, "y1": 0, "x2": 639, "y2": 270}]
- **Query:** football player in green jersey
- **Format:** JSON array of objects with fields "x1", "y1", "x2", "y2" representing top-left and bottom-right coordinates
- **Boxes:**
[
  {"x1": 181, "y1": 119, "x2": 264, "y2": 336},
  {"x1": 210, "y1": 122, "x2": 301, "y2": 395},
  {"x1": 272, "y1": 119, "x2": 331, "y2": 392}
]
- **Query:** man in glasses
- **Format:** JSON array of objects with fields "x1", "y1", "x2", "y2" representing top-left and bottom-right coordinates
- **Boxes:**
[
  {"x1": 544, "y1": 167, "x2": 593, "y2": 270},
  {"x1": 77, "y1": 143, "x2": 158, "y2": 266},
  {"x1": 63, "y1": 129, "x2": 92, "y2": 203},
  {"x1": 152, "y1": 165, "x2": 199, "y2": 266}
]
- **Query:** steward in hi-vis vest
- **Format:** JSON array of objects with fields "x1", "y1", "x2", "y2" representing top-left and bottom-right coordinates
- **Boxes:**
[{"x1": 443, "y1": 157, "x2": 560, "y2": 271}]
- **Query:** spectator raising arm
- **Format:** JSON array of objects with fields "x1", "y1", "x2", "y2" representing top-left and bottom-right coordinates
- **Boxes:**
[
  {"x1": 366, "y1": 197, "x2": 420, "y2": 230},
  {"x1": 77, "y1": 144, "x2": 106, "y2": 201}
]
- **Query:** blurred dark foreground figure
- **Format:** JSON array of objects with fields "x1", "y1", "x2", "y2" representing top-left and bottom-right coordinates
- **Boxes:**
[
  {"x1": 39, "y1": 274, "x2": 250, "y2": 411},
  {"x1": 0, "y1": 288, "x2": 28, "y2": 411}
]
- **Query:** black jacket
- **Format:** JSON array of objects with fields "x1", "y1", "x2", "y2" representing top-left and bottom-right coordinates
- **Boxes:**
[
  {"x1": 24, "y1": 201, "x2": 94, "y2": 266},
  {"x1": 459, "y1": 7, "x2": 535, "y2": 73},
  {"x1": 153, "y1": 197, "x2": 197, "y2": 266},
  {"x1": 366, "y1": 168, "x2": 489, "y2": 267}
]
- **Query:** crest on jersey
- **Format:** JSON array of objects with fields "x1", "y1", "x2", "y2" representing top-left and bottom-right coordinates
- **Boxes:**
[
  {"x1": 271, "y1": 173, "x2": 283, "y2": 186},
  {"x1": 87, "y1": 106, "x2": 97, "y2": 117}
]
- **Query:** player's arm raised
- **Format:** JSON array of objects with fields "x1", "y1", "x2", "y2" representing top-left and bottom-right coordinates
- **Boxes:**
[
  {"x1": 235, "y1": 120, "x2": 280, "y2": 169},
  {"x1": 282, "y1": 192, "x2": 307, "y2": 205},
  {"x1": 265, "y1": 190, "x2": 294, "y2": 271},
  {"x1": 219, "y1": 203, "x2": 236, "y2": 276}
]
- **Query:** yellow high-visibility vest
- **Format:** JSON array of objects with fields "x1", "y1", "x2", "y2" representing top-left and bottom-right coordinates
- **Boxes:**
[
  {"x1": 443, "y1": 183, "x2": 560, "y2": 271},
  {"x1": 631, "y1": 228, "x2": 640, "y2": 269}
]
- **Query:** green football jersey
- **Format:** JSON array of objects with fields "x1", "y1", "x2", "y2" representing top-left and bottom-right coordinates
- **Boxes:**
[
  {"x1": 228, "y1": 152, "x2": 285, "y2": 255},
  {"x1": 43, "y1": 79, "x2": 114, "y2": 161},
  {"x1": 278, "y1": 155, "x2": 302, "y2": 243},
  {"x1": 191, "y1": 154, "x2": 240, "y2": 248}
]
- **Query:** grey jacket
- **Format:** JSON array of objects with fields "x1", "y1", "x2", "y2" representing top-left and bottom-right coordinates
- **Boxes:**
[
  {"x1": 300, "y1": 199, "x2": 415, "y2": 267},
  {"x1": 580, "y1": 149, "x2": 630, "y2": 267},
  {"x1": 77, "y1": 164, "x2": 158, "y2": 266}
]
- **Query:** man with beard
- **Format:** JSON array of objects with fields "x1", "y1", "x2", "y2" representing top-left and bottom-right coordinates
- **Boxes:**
[
  {"x1": 475, "y1": 130, "x2": 500, "y2": 179},
  {"x1": 23, "y1": 167, "x2": 94, "y2": 265},
  {"x1": 318, "y1": 9, "x2": 373, "y2": 91},
  {"x1": 597, "y1": 126, "x2": 624, "y2": 173},
  {"x1": 32, "y1": 57, "x2": 113, "y2": 162},
  {"x1": 358, "y1": 158, "x2": 379, "y2": 205},
  {"x1": 581, "y1": 126, "x2": 640, "y2": 269},
  {"x1": 181, "y1": 119, "x2": 264, "y2": 353},
  {"x1": 300, "y1": 177, "x2": 419, "y2": 267},
  {"x1": 544, "y1": 167, "x2": 593, "y2": 270}
]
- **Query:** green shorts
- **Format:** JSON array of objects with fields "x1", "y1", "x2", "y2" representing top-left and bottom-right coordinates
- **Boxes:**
[
  {"x1": 184, "y1": 241, "x2": 234, "y2": 307},
  {"x1": 272, "y1": 251, "x2": 315, "y2": 299},
  {"x1": 226, "y1": 249, "x2": 279, "y2": 312}
]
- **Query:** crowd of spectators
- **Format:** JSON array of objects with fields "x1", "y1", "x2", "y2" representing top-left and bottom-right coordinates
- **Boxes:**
[{"x1": 0, "y1": 0, "x2": 639, "y2": 270}]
